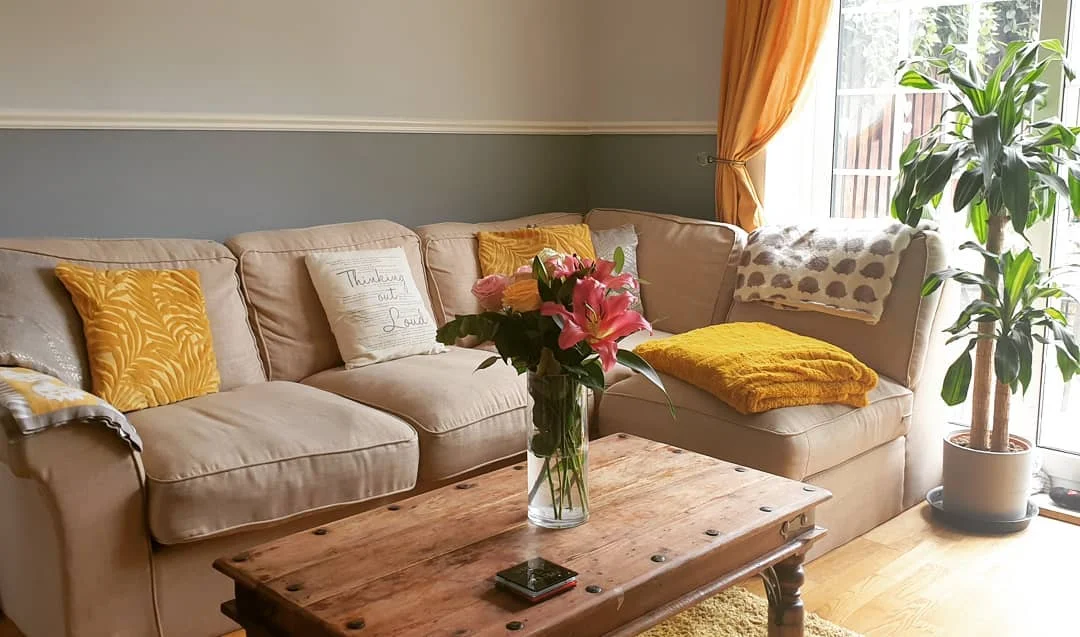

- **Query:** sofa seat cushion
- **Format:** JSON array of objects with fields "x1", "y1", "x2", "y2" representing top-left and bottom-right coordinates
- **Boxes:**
[
  {"x1": 303, "y1": 347, "x2": 528, "y2": 483},
  {"x1": 131, "y1": 381, "x2": 419, "y2": 545},
  {"x1": 597, "y1": 373, "x2": 912, "y2": 479}
]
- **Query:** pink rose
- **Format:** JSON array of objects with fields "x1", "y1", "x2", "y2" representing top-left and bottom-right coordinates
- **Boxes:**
[
  {"x1": 471, "y1": 274, "x2": 510, "y2": 311},
  {"x1": 546, "y1": 254, "x2": 583, "y2": 279}
]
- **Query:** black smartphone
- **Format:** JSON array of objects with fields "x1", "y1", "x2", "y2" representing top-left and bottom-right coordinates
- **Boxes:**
[{"x1": 495, "y1": 557, "x2": 578, "y2": 602}]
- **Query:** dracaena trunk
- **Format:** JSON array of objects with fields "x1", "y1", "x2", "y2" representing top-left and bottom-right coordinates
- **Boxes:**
[
  {"x1": 991, "y1": 379, "x2": 1012, "y2": 452},
  {"x1": 970, "y1": 214, "x2": 1007, "y2": 451}
]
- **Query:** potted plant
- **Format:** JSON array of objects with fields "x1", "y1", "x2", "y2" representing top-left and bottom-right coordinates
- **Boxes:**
[
  {"x1": 436, "y1": 249, "x2": 670, "y2": 528},
  {"x1": 893, "y1": 40, "x2": 1080, "y2": 523}
]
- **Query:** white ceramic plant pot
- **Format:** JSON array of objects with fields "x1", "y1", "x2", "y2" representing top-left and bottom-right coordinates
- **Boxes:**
[{"x1": 941, "y1": 429, "x2": 1032, "y2": 521}]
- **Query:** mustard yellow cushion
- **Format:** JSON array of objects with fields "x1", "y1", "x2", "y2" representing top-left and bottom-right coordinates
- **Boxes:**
[
  {"x1": 55, "y1": 263, "x2": 220, "y2": 412},
  {"x1": 634, "y1": 322, "x2": 878, "y2": 414},
  {"x1": 477, "y1": 224, "x2": 596, "y2": 276}
]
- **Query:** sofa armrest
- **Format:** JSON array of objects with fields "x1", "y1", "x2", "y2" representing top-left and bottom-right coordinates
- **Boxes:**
[
  {"x1": 585, "y1": 208, "x2": 747, "y2": 333},
  {"x1": 0, "y1": 421, "x2": 159, "y2": 637}
]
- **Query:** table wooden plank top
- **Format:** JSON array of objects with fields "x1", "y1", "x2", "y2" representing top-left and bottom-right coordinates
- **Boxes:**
[{"x1": 215, "y1": 434, "x2": 831, "y2": 637}]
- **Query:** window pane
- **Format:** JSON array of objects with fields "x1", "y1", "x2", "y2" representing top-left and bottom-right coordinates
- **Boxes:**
[
  {"x1": 903, "y1": 91, "x2": 950, "y2": 147},
  {"x1": 831, "y1": 174, "x2": 895, "y2": 219},
  {"x1": 830, "y1": 0, "x2": 1043, "y2": 221},
  {"x1": 834, "y1": 94, "x2": 896, "y2": 171},
  {"x1": 912, "y1": 4, "x2": 970, "y2": 59},
  {"x1": 838, "y1": 9, "x2": 901, "y2": 90},
  {"x1": 978, "y1": 0, "x2": 1043, "y2": 70},
  {"x1": 1039, "y1": 217, "x2": 1080, "y2": 453}
]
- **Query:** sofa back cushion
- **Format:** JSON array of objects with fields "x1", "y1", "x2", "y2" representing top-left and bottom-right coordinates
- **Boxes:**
[
  {"x1": 585, "y1": 209, "x2": 746, "y2": 334},
  {"x1": 726, "y1": 231, "x2": 947, "y2": 388},
  {"x1": 226, "y1": 220, "x2": 427, "y2": 382},
  {"x1": 0, "y1": 238, "x2": 264, "y2": 392},
  {"x1": 416, "y1": 212, "x2": 583, "y2": 326}
]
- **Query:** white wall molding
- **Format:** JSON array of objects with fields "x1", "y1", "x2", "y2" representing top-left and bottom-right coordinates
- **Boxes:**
[{"x1": 0, "y1": 111, "x2": 714, "y2": 135}]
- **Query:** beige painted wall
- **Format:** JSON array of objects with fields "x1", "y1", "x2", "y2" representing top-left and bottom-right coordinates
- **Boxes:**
[
  {"x1": 585, "y1": 0, "x2": 725, "y2": 123},
  {"x1": 0, "y1": 0, "x2": 724, "y2": 126},
  {"x1": 0, "y1": 0, "x2": 587, "y2": 121}
]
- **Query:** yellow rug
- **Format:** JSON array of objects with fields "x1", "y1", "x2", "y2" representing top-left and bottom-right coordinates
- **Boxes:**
[{"x1": 647, "y1": 587, "x2": 861, "y2": 637}]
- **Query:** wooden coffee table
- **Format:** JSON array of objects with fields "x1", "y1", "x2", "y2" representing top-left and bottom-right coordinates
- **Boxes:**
[{"x1": 215, "y1": 434, "x2": 830, "y2": 636}]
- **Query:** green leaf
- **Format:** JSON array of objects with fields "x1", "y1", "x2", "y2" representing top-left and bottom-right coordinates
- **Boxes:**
[
  {"x1": 1042, "y1": 38, "x2": 1068, "y2": 58},
  {"x1": 615, "y1": 349, "x2": 675, "y2": 419},
  {"x1": 941, "y1": 345, "x2": 974, "y2": 406},
  {"x1": 972, "y1": 114, "x2": 1002, "y2": 192},
  {"x1": 898, "y1": 139, "x2": 921, "y2": 167},
  {"x1": 994, "y1": 335, "x2": 1021, "y2": 385},
  {"x1": 949, "y1": 67, "x2": 985, "y2": 112},
  {"x1": 1001, "y1": 147, "x2": 1031, "y2": 229},
  {"x1": 953, "y1": 170, "x2": 982, "y2": 212},
  {"x1": 1003, "y1": 248, "x2": 1038, "y2": 314},
  {"x1": 958, "y1": 241, "x2": 1002, "y2": 278},
  {"x1": 945, "y1": 299, "x2": 1001, "y2": 334},
  {"x1": 1036, "y1": 171, "x2": 1070, "y2": 201},
  {"x1": 1046, "y1": 307, "x2": 1067, "y2": 323},
  {"x1": 437, "y1": 314, "x2": 502, "y2": 346},
  {"x1": 921, "y1": 272, "x2": 944, "y2": 297},
  {"x1": 532, "y1": 255, "x2": 549, "y2": 286},
  {"x1": 1058, "y1": 347, "x2": 1078, "y2": 383},
  {"x1": 474, "y1": 356, "x2": 501, "y2": 372},
  {"x1": 613, "y1": 246, "x2": 625, "y2": 275},
  {"x1": 892, "y1": 171, "x2": 917, "y2": 224},
  {"x1": 914, "y1": 147, "x2": 961, "y2": 208},
  {"x1": 968, "y1": 199, "x2": 990, "y2": 243},
  {"x1": 899, "y1": 69, "x2": 941, "y2": 91},
  {"x1": 1068, "y1": 169, "x2": 1080, "y2": 217},
  {"x1": 1012, "y1": 327, "x2": 1034, "y2": 393}
]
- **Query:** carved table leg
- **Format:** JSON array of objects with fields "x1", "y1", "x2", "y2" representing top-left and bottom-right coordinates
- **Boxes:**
[{"x1": 761, "y1": 553, "x2": 805, "y2": 637}]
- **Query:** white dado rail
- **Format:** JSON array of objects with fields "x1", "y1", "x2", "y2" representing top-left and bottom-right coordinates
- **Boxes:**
[{"x1": 0, "y1": 111, "x2": 715, "y2": 135}]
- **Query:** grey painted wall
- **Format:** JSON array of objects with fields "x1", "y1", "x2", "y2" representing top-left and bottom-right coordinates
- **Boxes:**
[
  {"x1": 0, "y1": 130, "x2": 589, "y2": 239},
  {"x1": 0, "y1": 131, "x2": 715, "y2": 239},
  {"x1": 586, "y1": 134, "x2": 716, "y2": 219}
]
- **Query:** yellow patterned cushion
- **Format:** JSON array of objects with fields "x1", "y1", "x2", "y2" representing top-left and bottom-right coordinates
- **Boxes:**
[
  {"x1": 55, "y1": 263, "x2": 220, "y2": 412},
  {"x1": 477, "y1": 224, "x2": 596, "y2": 276}
]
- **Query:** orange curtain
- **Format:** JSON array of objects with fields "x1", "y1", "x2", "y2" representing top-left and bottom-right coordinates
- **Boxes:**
[{"x1": 716, "y1": 0, "x2": 831, "y2": 231}]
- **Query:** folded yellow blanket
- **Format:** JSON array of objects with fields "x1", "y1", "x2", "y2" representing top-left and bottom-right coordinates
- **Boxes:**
[{"x1": 633, "y1": 322, "x2": 878, "y2": 415}]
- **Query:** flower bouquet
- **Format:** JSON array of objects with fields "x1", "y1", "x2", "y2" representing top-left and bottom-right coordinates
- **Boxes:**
[{"x1": 436, "y1": 248, "x2": 670, "y2": 528}]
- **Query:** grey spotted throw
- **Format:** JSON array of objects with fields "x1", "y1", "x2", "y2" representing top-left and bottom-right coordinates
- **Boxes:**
[{"x1": 734, "y1": 220, "x2": 931, "y2": 324}]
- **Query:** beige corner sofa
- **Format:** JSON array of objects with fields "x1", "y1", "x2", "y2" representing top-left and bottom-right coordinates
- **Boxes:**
[{"x1": 0, "y1": 208, "x2": 948, "y2": 637}]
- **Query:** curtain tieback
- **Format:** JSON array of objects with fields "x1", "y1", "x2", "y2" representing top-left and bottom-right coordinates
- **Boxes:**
[{"x1": 705, "y1": 155, "x2": 747, "y2": 166}]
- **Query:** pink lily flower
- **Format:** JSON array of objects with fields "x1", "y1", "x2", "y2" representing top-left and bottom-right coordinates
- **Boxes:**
[
  {"x1": 541, "y1": 277, "x2": 651, "y2": 371},
  {"x1": 589, "y1": 258, "x2": 637, "y2": 292}
]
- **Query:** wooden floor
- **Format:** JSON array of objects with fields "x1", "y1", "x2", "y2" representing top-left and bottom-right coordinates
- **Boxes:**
[
  {"x1": 747, "y1": 504, "x2": 1079, "y2": 636},
  {"x1": 1, "y1": 503, "x2": 1076, "y2": 637}
]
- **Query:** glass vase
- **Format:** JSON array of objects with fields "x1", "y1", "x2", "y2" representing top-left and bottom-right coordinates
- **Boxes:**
[{"x1": 526, "y1": 372, "x2": 590, "y2": 529}]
